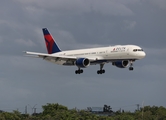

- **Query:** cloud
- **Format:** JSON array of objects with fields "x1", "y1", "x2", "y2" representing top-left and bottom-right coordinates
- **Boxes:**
[
  {"x1": 53, "y1": 30, "x2": 105, "y2": 50},
  {"x1": 16, "y1": 39, "x2": 36, "y2": 47},
  {"x1": 149, "y1": 0, "x2": 166, "y2": 10},
  {"x1": 15, "y1": 0, "x2": 134, "y2": 16},
  {"x1": 123, "y1": 20, "x2": 137, "y2": 30},
  {"x1": 89, "y1": 0, "x2": 134, "y2": 16},
  {"x1": 145, "y1": 48, "x2": 166, "y2": 56},
  {"x1": 141, "y1": 64, "x2": 166, "y2": 75}
]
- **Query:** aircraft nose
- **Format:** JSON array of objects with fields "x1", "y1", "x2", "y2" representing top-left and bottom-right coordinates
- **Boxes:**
[{"x1": 141, "y1": 52, "x2": 146, "y2": 58}]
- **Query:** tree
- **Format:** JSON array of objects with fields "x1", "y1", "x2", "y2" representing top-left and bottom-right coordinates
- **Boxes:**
[
  {"x1": 156, "y1": 106, "x2": 166, "y2": 120},
  {"x1": 0, "y1": 104, "x2": 166, "y2": 120},
  {"x1": 0, "y1": 112, "x2": 20, "y2": 120},
  {"x1": 42, "y1": 103, "x2": 68, "y2": 116},
  {"x1": 103, "y1": 105, "x2": 113, "y2": 112}
]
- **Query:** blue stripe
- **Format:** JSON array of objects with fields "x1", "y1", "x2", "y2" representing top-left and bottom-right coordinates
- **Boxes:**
[{"x1": 42, "y1": 28, "x2": 50, "y2": 35}]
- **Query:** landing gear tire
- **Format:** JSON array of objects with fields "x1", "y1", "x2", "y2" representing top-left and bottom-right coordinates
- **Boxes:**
[
  {"x1": 80, "y1": 69, "x2": 83, "y2": 73},
  {"x1": 129, "y1": 67, "x2": 134, "y2": 71},
  {"x1": 75, "y1": 70, "x2": 78, "y2": 74},
  {"x1": 97, "y1": 69, "x2": 105, "y2": 74},
  {"x1": 102, "y1": 69, "x2": 105, "y2": 73},
  {"x1": 75, "y1": 69, "x2": 83, "y2": 74}
]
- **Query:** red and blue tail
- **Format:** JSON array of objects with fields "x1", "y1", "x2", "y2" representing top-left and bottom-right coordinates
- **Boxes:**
[{"x1": 42, "y1": 28, "x2": 61, "y2": 54}]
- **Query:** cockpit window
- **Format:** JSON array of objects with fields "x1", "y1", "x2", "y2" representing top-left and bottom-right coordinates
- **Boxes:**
[
  {"x1": 133, "y1": 49, "x2": 144, "y2": 52},
  {"x1": 138, "y1": 49, "x2": 144, "y2": 51}
]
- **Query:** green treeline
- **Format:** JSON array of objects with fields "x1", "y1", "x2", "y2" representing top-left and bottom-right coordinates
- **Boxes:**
[{"x1": 0, "y1": 103, "x2": 166, "y2": 120}]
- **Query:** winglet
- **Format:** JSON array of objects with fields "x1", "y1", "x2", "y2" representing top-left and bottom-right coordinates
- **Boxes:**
[{"x1": 42, "y1": 28, "x2": 61, "y2": 54}]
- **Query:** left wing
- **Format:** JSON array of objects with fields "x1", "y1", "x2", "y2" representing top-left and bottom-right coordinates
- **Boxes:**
[
  {"x1": 25, "y1": 51, "x2": 77, "y2": 61},
  {"x1": 25, "y1": 51, "x2": 103, "y2": 62}
]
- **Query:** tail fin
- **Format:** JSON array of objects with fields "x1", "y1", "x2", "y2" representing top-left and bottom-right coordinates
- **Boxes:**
[{"x1": 42, "y1": 28, "x2": 61, "y2": 54}]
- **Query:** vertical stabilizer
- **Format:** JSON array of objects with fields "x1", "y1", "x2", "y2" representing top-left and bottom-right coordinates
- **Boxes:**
[{"x1": 42, "y1": 28, "x2": 61, "y2": 54}]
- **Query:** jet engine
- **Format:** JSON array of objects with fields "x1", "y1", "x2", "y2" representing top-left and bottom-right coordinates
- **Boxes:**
[
  {"x1": 112, "y1": 60, "x2": 129, "y2": 68},
  {"x1": 75, "y1": 58, "x2": 90, "y2": 68}
]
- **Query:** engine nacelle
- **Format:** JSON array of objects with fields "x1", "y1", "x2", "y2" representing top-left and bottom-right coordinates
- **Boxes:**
[
  {"x1": 75, "y1": 58, "x2": 90, "y2": 68},
  {"x1": 112, "y1": 60, "x2": 129, "y2": 68}
]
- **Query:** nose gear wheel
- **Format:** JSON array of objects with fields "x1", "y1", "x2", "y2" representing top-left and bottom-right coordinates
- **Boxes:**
[{"x1": 129, "y1": 60, "x2": 134, "y2": 71}]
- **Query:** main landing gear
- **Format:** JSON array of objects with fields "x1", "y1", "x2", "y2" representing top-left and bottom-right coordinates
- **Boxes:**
[
  {"x1": 75, "y1": 68, "x2": 83, "y2": 74},
  {"x1": 129, "y1": 60, "x2": 134, "y2": 71},
  {"x1": 97, "y1": 64, "x2": 105, "y2": 74}
]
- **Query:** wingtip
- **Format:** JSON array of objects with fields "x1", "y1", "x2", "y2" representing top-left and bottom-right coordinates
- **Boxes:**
[{"x1": 23, "y1": 51, "x2": 28, "y2": 54}]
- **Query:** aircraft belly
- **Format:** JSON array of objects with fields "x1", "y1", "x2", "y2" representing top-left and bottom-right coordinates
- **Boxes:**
[
  {"x1": 45, "y1": 59, "x2": 65, "y2": 65},
  {"x1": 45, "y1": 59, "x2": 74, "y2": 66}
]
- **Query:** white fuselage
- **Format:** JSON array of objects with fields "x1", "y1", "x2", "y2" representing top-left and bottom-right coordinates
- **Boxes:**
[{"x1": 46, "y1": 45, "x2": 146, "y2": 65}]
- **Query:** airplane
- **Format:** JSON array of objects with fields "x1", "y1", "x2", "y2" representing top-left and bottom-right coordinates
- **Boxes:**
[{"x1": 25, "y1": 28, "x2": 146, "y2": 74}]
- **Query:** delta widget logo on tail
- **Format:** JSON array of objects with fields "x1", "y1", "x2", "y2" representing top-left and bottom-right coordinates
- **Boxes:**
[{"x1": 42, "y1": 28, "x2": 61, "y2": 54}]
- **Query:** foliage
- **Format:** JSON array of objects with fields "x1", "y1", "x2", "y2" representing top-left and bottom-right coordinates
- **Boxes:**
[{"x1": 0, "y1": 104, "x2": 166, "y2": 120}]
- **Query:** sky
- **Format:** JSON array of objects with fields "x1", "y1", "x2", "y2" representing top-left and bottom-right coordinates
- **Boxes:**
[{"x1": 0, "y1": 0, "x2": 166, "y2": 114}]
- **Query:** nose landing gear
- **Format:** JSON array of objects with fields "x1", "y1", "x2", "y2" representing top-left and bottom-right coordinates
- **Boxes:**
[{"x1": 129, "y1": 60, "x2": 134, "y2": 71}]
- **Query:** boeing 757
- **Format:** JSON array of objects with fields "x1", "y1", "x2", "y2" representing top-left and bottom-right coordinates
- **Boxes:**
[{"x1": 25, "y1": 28, "x2": 146, "y2": 74}]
